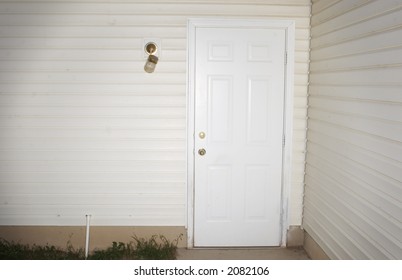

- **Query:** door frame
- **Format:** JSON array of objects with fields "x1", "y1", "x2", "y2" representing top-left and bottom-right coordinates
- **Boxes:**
[{"x1": 186, "y1": 18, "x2": 295, "y2": 248}]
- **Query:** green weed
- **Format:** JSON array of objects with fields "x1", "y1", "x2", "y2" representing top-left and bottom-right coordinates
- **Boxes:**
[
  {"x1": 132, "y1": 234, "x2": 182, "y2": 260},
  {"x1": 0, "y1": 234, "x2": 181, "y2": 260},
  {"x1": 89, "y1": 241, "x2": 135, "y2": 260},
  {"x1": 0, "y1": 238, "x2": 84, "y2": 260}
]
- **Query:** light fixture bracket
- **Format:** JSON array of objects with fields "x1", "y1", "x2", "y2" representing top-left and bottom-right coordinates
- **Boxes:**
[{"x1": 145, "y1": 42, "x2": 158, "y2": 55}]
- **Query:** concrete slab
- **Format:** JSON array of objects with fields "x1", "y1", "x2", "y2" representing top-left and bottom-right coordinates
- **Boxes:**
[{"x1": 177, "y1": 247, "x2": 310, "y2": 260}]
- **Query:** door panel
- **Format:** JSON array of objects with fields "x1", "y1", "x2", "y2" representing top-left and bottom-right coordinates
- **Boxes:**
[
  {"x1": 194, "y1": 27, "x2": 286, "y2": 246},
  {"x1": 208, "y1": 76, "x2": 233, "y2": 143},
  {"x1": 245, "y1": 165, "x2": 270, "y2": 220},
  {"x1": 207, "y1": 165, "x2": 232, "y2": 220},
  {"x1": 247, "y1": 77, "x2": 272, "y2": 144}
]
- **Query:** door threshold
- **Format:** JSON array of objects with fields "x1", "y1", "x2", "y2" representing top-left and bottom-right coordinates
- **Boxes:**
[{"x1": 190, "y1": 246, "x2": 282, "y2": 250}]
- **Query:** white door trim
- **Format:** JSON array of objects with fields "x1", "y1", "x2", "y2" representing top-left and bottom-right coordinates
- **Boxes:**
[{"x1": 186, "y1": 18, "x2": 295, "y2": 248}]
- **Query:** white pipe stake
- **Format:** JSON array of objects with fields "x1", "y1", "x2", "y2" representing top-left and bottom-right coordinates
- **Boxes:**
[{"x1": 85, "y1": 214, "x2": 91, "y2": 259}]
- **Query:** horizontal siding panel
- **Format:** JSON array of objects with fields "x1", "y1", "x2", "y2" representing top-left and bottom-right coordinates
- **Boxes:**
[
  {"x1": 0, "y1": 127, "x2": 186, "y2": 139},
  {"x1": 292, "y1": 119, "x2": 308, "y2": 131},
  {"x1": 307, "y1": 131, "x2": 402, "y2": 194},
  {"x1": 0, "y1": 182, "x2": 185, "y2": 194},
  {"x1": 0, "y1": 54, "x2": 305, "y2": 74},
  {"x1": 303, "y1": 188, "x2": 393, "y2": 259},
  {"x1": 0, "y1": 26, "x2": 187, "y2": 38},
  {"x1": 305, "y1": 169, "x2": 400, "y2": 258},
  {"x1": 292, "y1": 38, "x2": 310, "y2": 51},
  {"x1": 309, "y1": 66, "x2": 402, "y2": 86},
  {"x1": 0, "y1": 140, "x2": 185, "y2": 152},
  {"x1": 0, "y1": 212, "x2": 185, "y2": 228},
  {"x1": 305, "y1": 0, "x2": 402, "y2": 259},
  {"x1": 0, "y1": 172, "x2": 185, "y2": 183},
  {"x1": 0, "y1": 0, "x2": 310, "y2": 227},
  {"x1": 308, "y1": 85, "x2": 402, "y2": 103},
  {"x1": 0, "y1": 206, "x2": 184, "y2": 217},
  {"x1": 292, "y1": 128, "x2": 307, "y2": 142},
  {"x1": 0, "y1": 215, "x2": 185, "y2": 227},
  {"x1": 294, "y1": 85, "x2": 308, "y2": 96},
  {"x1": 292, "y1": 142, "x2": 307, "y2": 156},
  {"x1": 311, "y1": 0, "x2": 371, "y2": 26},
  {"x1": 311, "y1": 0, "x2": 340, "y2": 14},
  {"x1": 293, "y1": 107, "x2": 308, "y2": 119},
  {"x1": 0, "y1": 26, "x2": 310, "y2": 41},
  {"x1": 0, "y1": 160, "x2": 184, "y2": 174},
  {"x1": 312, "y1": 11, "x2": 402, "y2": 50},
  {"x1": 303, "y1": 201, "x2": 368, "y2": 259},
  {"x1": 0, "y1": 48, "x2": 186, "y2": 61},
  {"x1": 0, "y1": 150, "x2": 185, "y2": 161},
  {"x1": 0, "y1": 82, "x2": 186, "y2": 92},
  {"x1": 309, "y1": 96, "x2": 402, "y2": 122},
  {"x1": 0, "y1": 3, "x2": 310, "y2": 16},
  {"x1": 0, "y1": 106, "x2": 187, "y2": 118},
  {"x1": 303, "y1": 206, "x2": 350, "y2": 259},
  {"x1": 308, "y1": 120, "x2": 402, "y2": 164},
  {"x1": 0, "y1": 14, "x2": 311, "y2": 27},
  {"x1": 295, "y1": 50, "x2": 310, "y2": 63},
  {"x1": 0, "y1": 94, "x2": 186, "y2": 107},
  {"x1": 295, "y1": 61, "x2": 309, "y2": 73},
  {"x1": 310, "y1": 28, "x2": 402, "y2": 60},
  {"x1": 294, "y1": 73, "x2": 309, "y2": 85},
  {"x1": 310, "y1": 47, "x2": 402, "y2": 73},
  {"x1": 0, "y1": 216, "x2": 185, "y2": 226},
  {"x1": 308, "y1": 109, "x2": 402, "y2": 143},
  {"x1": 0, "y1": 61, "x2": 186, "y2": 73},
  {"x1": 307, "y1": 141, "x2": 402, "y2": 218},
  {"x1": 0, "y1": 14, "x2": 192, "y2": 26},
  {"x1": 0, "y1": 194, "x2": 184, "y2": 205},
  {"x1": 0, "y1": 84, "x2": 186, "y2": 95},
  {"x1": 0, "y1": 211, "x2": 185, "y2": 226},
  {"x1": 0, "y1": 37, "x2": 186, "y2": 50},
  {"x1": 311, "y1": 1, "x2": 402, "y2": 37},
  {"x1": 291, "y1": 165, "x2": 305, "y2": 181},
  {"x1": 0, "y1": 159, "x2": 185, "y2": 173},
  {"x1": 292, "y1": 152, "x2": 306, "y2": 163},
  {"x1": 0, "y1": 117, "x2": 185, "y2": 129}
]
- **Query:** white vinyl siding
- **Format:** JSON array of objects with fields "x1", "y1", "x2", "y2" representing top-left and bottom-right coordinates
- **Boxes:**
[
  {"x1": 304, "y1": 0, "x2": 402, "y2": 259},
  {"x1": 0, "y1": 0, "x2": 311, "y2": 226}
]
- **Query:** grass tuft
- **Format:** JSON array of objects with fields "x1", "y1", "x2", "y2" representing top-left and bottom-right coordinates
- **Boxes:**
[
  {"x1": 89, "y1": 241, "x2": 135, "y2": 260},
  {"x1": 132, "y1": 234, "x2": 182, "y2": 260},
  {"x1": 0, "y1": 234, "x2": 181, "y2": 260},
  {"x1": 0, "y1": 238, "x2": 84, "y2": 260}
]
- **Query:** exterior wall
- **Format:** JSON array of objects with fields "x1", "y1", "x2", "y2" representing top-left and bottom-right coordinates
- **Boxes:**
[
  {"x1": 0, "y1": 0, "x2": 310, "y2": 229},
  {"x1": 304, "y1": 0, "x2": 402, "y2": 259}
]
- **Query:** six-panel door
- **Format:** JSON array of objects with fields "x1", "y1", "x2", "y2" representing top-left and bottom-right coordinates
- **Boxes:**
[{"x1": 194, "y1": 27, "x2": 286, "y2": 246}]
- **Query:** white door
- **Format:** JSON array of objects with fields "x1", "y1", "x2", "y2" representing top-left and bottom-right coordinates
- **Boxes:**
[{"x1": 193, "y1": 26, "x2": 286, "y2": 246}]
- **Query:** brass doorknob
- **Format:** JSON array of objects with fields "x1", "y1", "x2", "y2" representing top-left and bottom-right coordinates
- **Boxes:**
[{"x1": 198, "y1": 148, "x2": 206, "y2": 156}]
